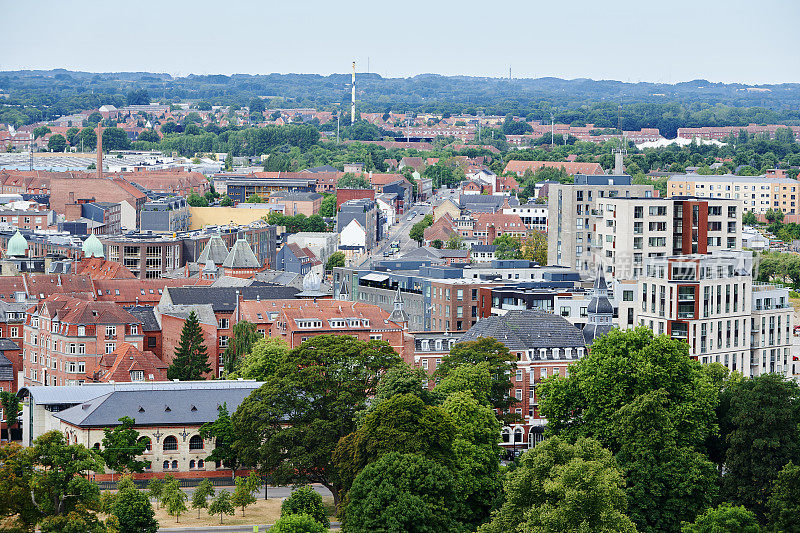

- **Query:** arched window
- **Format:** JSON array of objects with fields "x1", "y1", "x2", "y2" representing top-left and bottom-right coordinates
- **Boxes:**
[
  {"x1": 189, "y1": 460, "x2": 196, "y2": 469},
  {"x1": 93, "y1": 442, "x2": 100, "y2": 450},
  {"x1": 163, "y1": 436, "x2": 178, "y2": 451},
  {"x1": 171, "y1": 460, "x2": 178, "y2": 469},
  {"x1": 162, "y1": 460, "x2": 169, "y2": 470},
  {"x1": 138, "y1": 436, "x2": 151, "y2": 452},
  {"x1": 198, "y1": 459, "x2": 204, "y2": 468},
  {"x1": 501, "y1": 428, "x2": 511, "y2": 443},
  {"x1": 189, "y1": 435, "x2": 204, "y2": 450},
  {"x1": 514, "y1": 428, "x2": 524, "y2": 443}
]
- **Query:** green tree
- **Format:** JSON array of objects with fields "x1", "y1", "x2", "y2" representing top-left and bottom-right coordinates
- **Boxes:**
[
  {"x1": 0, "y1": 442, "x2": 39, "y2": 529},
  {"x1": 146, "y1": 478, "x2": 164, "y2": 509},
  {"x1": 207, "y1": 491, "x2": 234, "y2": 524},
  {"x1": 224, "y1": 152, "x2": 233, "y2": 171},
  {"x1": 191, "y1": 478, "x2": 215, "y2": 518},
  {"x1": 767, "y1": 461, "x2": 800, "y2": 533},
  {"x1": 29, "y1": 431, "x2": 105, "y2": 519},
  {"x1": 539, "y1": 327, "x2": 718, "y2": 453},
  {"x1": 435, "y1": 337, "x2": 517, "y2": 417},
  {"x1": 271, "y1": 513, "x2": 326, "y2": 533},
  {"x1": 200, "y1": 403, "x2": 239, "y2": 478},
  {"x1": 410, "y1": 213, "x2": 434, "y2": 244},
  {"x1": 101, "y1": 417, "x2": 148, "y2": 474},
  {"x1": 161, "y1": 478, "x2": 187, "y2": 523},
  {"x1": 431, "y1": 239, "x2": 443, "y2": 249},
  {"x1": 337, "y1": 173, "x2": 372, "y2": 189},
  {"x1": 110, "y1": 480, "x2": 158, "y2": 533},
  {"x1": 434, "y1": 362, "x2": 492, "y2": 405},
  {"x1": 101, "y1": 128, "x2": 131, "y2": 151},
  {"x1": 233, "y1": 337, "x2": 290, "y2": 381},
  {"x1": 319, "y1": 194, "x2": 337, "y2": 217},
  {"x1": 186, "y1": 192, "x2": 208, "y2": 207},
  {"x1": 479, "y1": 436, "x2": 636, "y2": 533},
  {"x1": 333, "y1": 394, "x2": 457, "y2": 493},
  {"x1": 220, "y1": 194, "x2": 233, "y2": 206},
  {"x1": 522, "y1": 231, "x2": 547, "y2": 265},
  {"x1": 137, "y1": 130, "x2": 160, "y2": 143},
  {"x1": 40, "y1": 505, "x2": 107, "y2": 533},
  {"x1": 325, "y1": 251, "x2": 345, "y2": 271},
  {"x1": 47, "y1": 134, "x2": 66, "y2": 152},
  {"x1": 231, "y1": 474, "x2": 257, "y2": 516},
  {"x1": 343, "y1": 452, "x2": 460, "y2": 533},
  {"x1": 720, "y1": 373, "x2": 800, "y2": 519},
  {"x1": 743, "y1": 211, "x2": 759, "y2": 226},
  {"x1": 166, "y1": 311, "x2": 211, "y2": 380},
  {"x1": 232, "y1": 335, "x2": 402, "y2": 510},
  {"x1": 281, "y1": 486, "x2": 329, "y2": 528},
  {"x1": 680, "y1": 503, "x2": 760, "y2": 533},
  {"x1": 616, "y1": 389, "x2": 719, "y2": 533},
  {"x1": 246, "y1": 194, "x2": 263, "y2": 203},
  {"x1": 248, "y1": 97, "x2": 266, "y2": 114},
  {"x1": 369, "y1": 364, "x2": 439, "y2": 409},
  {"x1": 223, "y1": 321, "x2": 259, "y2": 375},
  {"x1": 1, "y1": 390, "x2": 21, "y2": 432},
  {"x1": 441, "y1": 391, "x2": 503, "y2": 529},
  {"x1": 33, "y1": 126, "x2": 51, "y2": 139},
  {"x1": 493, "y1": 234, "x2": 522, "y2": 259},
  {"x1": 444, "y1": 234, "x2": 465, "y2": 249}
]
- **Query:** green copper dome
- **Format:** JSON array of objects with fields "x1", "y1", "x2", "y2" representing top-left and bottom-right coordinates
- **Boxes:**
[
  {"x1": 82, "y1": 234, "x2": 105, "y2": 258},
  {"x1": 6, "y1": 231, "x2": 28, "y2": 257}
]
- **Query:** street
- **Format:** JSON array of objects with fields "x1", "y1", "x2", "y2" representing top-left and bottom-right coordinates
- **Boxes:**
[{"x1": 354, "y1": 199, "x2": 434, "y2": 268}]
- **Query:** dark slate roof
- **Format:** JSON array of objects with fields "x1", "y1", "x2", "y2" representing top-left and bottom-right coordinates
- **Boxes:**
[
  {"x1": 471, "y1": 244, "x2": 497, "y2": 253},
  {"x1": 583, "y1": 323, "x2": 615, "y2": 344},
  {"x1": 302, "y1": 165, "x2": 338, "y2": 173},
  {"x1": 0, "y1": 351, "x2": 13, "y2": 381},
  {"x1": 0, "y1": 339, "x2": 20, "y2": 351},
  {"x1": 53, "y1": 387, "x2": 262, "y2": 427},
  {"x1": 126, "y1": 306, "x2": 160, "y2": 331},
  {"x1": 458, "y1": 310, "x2": 585, "y2": 351},
  {"x1": 167, "y1": 284, "x2": 300, "y2": 312}
]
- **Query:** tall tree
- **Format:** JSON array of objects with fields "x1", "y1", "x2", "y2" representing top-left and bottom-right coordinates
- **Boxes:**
[
  {"x1": 47, "y1": 134, "x2": 66, "y2": 152},
  {"x1": 232, "y1": 335, "x2": 401, "y2": 510},
  {"x1": 336, "y1": 173, "x2": 372, "y2": 189},
  {"x1": 343, "y1": 452, "x2": 460, "y2": 533},
  {"x1": 231, "y1": 473, "x2": 258, "y2": 516},
  {"x1": 479, "y1": 437, "x2": 636, "y2": 533},
  {"x1": 680, "y1": 503, "x2": 760, "y2": 533},
  {"x1": 222, "y1": 321, "x2": 259, "y2": 375},
  {"x1": 191, "y1": 478, "x2": 215, "y2": 518},
  {"x1": 167, "y1": 311, "x2": 211, "y2": 381},
  {"x1": 767, "y1": 461, "x2": 800, "y2": 533},
  {"x1": 1, "y1": 390, "x2": 21, "y2": 433},
  {"x1": 207, "y1": 491, "x2": 234, "y2": 524},
  {"x1": 539, "y1": 327, "x2": 719, "y2": 453},
  {"x1": 720, "y1": 373, "x2": 800, "y2": 519},
  {"x1": 161, "y1": 478, "x2": 187, "y2": 523},
  {"x1": 435, "y1": 337, "x2": 517, "y2": 419},
  {"x1": 200, "y1": 403, "x2": 239, "y2": 478},
  {"x1": 233, "y1": 337, "x2": 290, "y2": 381},
  {"x1": 101, "y1": 417, "x2": 149, "y2": 475}
]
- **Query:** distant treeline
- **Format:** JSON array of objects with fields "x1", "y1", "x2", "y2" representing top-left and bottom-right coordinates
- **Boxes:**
[{"x1": 2, "y1": 70, "x2": 800, "y2": 136}]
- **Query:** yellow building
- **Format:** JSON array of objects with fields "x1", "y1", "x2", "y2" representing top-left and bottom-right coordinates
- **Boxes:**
[{"x1": 667, "y1": 174, "x2": 799, "y2": 215}]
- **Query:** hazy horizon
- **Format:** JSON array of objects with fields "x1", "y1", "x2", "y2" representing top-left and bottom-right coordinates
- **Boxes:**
[{"x1": 4, "y1": 0, "x2": 798, "y2": 85}]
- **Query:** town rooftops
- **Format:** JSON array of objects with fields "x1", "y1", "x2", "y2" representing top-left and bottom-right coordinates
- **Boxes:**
[
  {"x1": 164, "y1": 284, "x2": 300, "y2": 312},
  {"x1": 222, "y1": 238, "x2": 261, "y2": 269},
  {"x1": 667, "y1": 173, "x2": 797, "y2": 184},
  {"x1": 457, "y1": 309, "x2": 586, "y2": 351}
]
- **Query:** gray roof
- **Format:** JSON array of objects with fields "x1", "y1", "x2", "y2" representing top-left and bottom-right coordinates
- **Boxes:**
[
  {"x1": 222, "y1": 239, "x2": 261, "y2": 269},
  {"x1": 166, "y1": 284, "x2": 300, "y2": 312},
  {"x1": 52, "y1": 385, "x2": 264, "y2": 427},
  {"x1": 458, "y1": 310, "x2": 585, "y2": 351},
  {"x1": 197, "y1": 236, "x2": 229, "y2": 265},
  {"x1": 471, "y1": 244, "x2": 497, "y2": 253},
  {"x1": 269, "y1": 192, "x2": 323, "y2": 202},
  {"x1": 159, "y1": 303, "x2": 217, "y2": 326},
  {"x1": 19, "y1": 380, "x2": 262, "y2": 405},
  {"x1": 0, "y1": 338, "x2": 20, "y2": 351},
  {"x1": 0, "y1": 351, "x2": 12, "y2": 381},
  {"x1": 126, "y1": 306, "x2": 160, "y2": 331}
]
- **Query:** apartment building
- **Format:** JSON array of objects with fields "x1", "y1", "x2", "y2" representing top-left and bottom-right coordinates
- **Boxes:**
[
  {"x1": 636, "y1": 251, "x2": 794, "y2": 378},
  {"x1": 22, "y1": 295, "x2": 145, "y2": 387},
  {"x1": 502, "y1": 201, "x2": 548, "y2": 232},
  {"x1": 547, "y1": 175, "x2": 657, "y2": 275},
  {"x1": 667, "y1": 174, "x2": 799, "y2": 216},
  {"x1": 140, "y1": 197, "x2": 191, "y2": 233},
  {"x1": 593, "y1": 196, "x2": 742, "y2": 280}
]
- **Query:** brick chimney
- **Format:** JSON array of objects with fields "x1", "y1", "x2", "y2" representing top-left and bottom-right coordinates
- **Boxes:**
[{"x1": 96, "y1": 124, "x2": 103, "y2": 178}]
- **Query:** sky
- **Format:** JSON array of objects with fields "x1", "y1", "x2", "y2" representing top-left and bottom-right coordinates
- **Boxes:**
[{"x1": 3, "y1": 0, "x2": 798, "y2": 84}]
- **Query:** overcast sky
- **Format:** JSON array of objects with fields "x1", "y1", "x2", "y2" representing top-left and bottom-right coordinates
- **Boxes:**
[{"x1": 3, "y1": 0, "x2": 798, "y2": 84}]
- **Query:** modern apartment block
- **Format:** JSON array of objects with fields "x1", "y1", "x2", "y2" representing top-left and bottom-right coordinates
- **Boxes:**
[
  {"x1": 635, "y1": 251, "x2": 795, "y2": 378},
  {"x1": 593, "y1": 196, "x2": 742, "y2": 280},
  {"x1": 140, "y1": 197, "x2": 191, "y2": 233},
  {"x1": 547, "y1": 175, "x2": 657, "y2": 275},
  {"x1": 667, "y1": 174, "x2": 799, "y2": 216}
]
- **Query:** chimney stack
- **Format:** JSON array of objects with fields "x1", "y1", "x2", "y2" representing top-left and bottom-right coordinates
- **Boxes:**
[{"x1": 96, "y1": 123, "x2": 103, "y2": 178}]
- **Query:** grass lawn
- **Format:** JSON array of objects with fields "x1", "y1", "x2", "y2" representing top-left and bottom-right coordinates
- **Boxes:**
[{"x1": 149, "y1": 496, "x2": 337, "y2": 528}]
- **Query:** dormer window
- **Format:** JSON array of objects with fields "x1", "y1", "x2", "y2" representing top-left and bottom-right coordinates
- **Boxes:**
[
  {"x1": 130, "y1": 370, "x2": 144, "y2": 381},
  {"x1": 78, "y1": 326, "x2": 85, "y2": 336}
]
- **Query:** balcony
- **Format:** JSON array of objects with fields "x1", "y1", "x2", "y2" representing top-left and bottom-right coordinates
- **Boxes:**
[{"x1": 677, "y1": 311, "x2": 696, "y2": 319}]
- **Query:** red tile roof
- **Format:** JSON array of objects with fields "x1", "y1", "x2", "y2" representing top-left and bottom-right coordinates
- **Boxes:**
[
  {"x1": 24, "y1": 274, "x2": 94, "y2": 299},
  {"x1": 74, "y1": 258, "x2": 137, "y2": 280},
  {"x1": 97, "y1": 342, "x2": 167, "y2": 383},
  {"x1": 504, "y1": 160, "x2": 605, "y2": 176}
]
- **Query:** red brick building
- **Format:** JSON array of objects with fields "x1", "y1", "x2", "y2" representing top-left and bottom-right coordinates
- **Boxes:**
[{"x1": 22, "y1": 295, "x2": 145, "y2": 386}]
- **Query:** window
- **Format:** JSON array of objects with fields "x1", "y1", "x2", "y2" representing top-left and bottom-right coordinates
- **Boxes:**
[
  {"x1": 130, "y1": 324, "x2": 138, "y2": 335},
  {"x1": 172, "y1": 460, "x2": 178, "y2": 469},
  {"x1": 515, "y1": 389, "x2": 522, "y2": 401},
  {"x1": 219, "y1": 335, "x2": 229, "y2": 348},
  {"x1": 369, "y1": 334, "x2": 382, "y2": 340},
  {"x1": 163, "y1": 460, "x2": 170, "y2": 470},
  {"x1": 163, "y1": 436, "x2": 178, "y2": 451},
  {"x1": 10, "y1": 326, "x2": 18, "y2": 337},
  {"x1": 106, "y1": 326, "x2": 116, "y2": 337},
  {"x1": 457, "y1": 289, "x2": 463, "y2": 301},
  {"x1": 623, "y1": 290, "x2": 634, "y2": 302},
  {"x1": 218, "y1": 318, "x2": 229, "y2": 329},
  {"x1": 105, "y1": 343, "x2": 116, "y2": 354},
  {"x1": 147, "y1": 337, "x2": 157, "y2": 347},
  {"x1": 138, "y1": 436, "x2": 151, "y2": 452},
  {"x1": 189, "y1": 435, "x2": 204, "y2": 450},
  {"x1": 130, "y1": 370, "x2": 144, "y2": 381}
]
